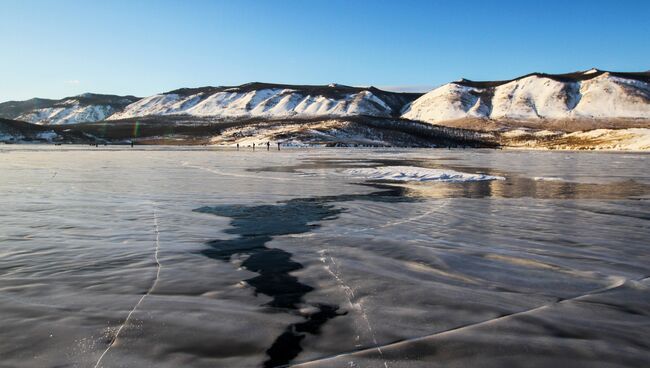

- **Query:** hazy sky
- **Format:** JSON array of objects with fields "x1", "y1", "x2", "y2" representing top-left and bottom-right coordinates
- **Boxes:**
[{"x1": 1, "y1": 0, "x2": 649, "y2": 102}]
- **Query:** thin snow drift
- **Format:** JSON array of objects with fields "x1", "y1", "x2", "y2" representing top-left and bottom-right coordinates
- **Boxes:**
[{"x1": 345, "y1": 166, "x2": 504, "y2": 182}]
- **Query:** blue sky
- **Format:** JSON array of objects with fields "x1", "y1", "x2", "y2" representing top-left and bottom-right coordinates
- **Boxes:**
[{"x1": 1, "y1": 0, "x2": 649, "y2": 102}]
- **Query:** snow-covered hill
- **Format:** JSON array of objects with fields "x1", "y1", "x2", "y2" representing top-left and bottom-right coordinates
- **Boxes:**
[
  {"x1": 3, "y1": 71, "x2": 649, "y2": 131},
  {"x1": 0, "y1": 94, "x2": 140, "y2": 125},
  {"x1": 108, "y1": 83, "x2": 418, "y2": 121},
  {"x1": 402, "y1": 70, "x2": 650, "y2": 127},
  {"x1": 0, "y1": 118, "x2": 66, "y2": 142},
  {"x1": 0, "y1": 84, "x2": 418, "y2": 125}
]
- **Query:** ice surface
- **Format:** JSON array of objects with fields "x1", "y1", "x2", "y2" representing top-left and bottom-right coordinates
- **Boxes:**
[{"x1": 0, "y1": 147, "x2": 649, "y2": 367}]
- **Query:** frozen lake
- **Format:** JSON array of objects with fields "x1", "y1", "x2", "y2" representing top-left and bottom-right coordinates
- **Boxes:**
[{"x1": 1, "y1": 146, "x2": 649, "y2": 368}]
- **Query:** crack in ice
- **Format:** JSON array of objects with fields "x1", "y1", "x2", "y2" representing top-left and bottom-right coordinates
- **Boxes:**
[
  {"x1": 93, "y1": 203, "x2": 162, "y2": 368},
  {"x1": 289, "y1": 207, "x2": 437, "y2": 240},
  {"x1": 183, "y1": 162, "x2": 295, "y2": 182},
  {"x1": 318, "y1": 249, "x2": 390, "y2": 368},
  {"x1": 288, "y1": 274, "x2": 646, "y2": 367}
]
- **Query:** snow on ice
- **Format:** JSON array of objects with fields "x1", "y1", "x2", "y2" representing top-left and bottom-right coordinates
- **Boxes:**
[{"x1": 345, "y1": 166, "x2": 505, "y2": 182}]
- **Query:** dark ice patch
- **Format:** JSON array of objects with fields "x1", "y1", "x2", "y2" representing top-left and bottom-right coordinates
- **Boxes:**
[{"x1": 194, "y1": 185, "x2": 413, "y2": 366}]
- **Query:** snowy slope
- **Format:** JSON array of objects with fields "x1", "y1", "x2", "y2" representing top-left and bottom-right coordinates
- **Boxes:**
[
  {"x1": 0, "y1": 94, "x2": 140, "y2": 125},
  {"x1": 17, "y1": 103, "x2": 117, "y2": 125},
  {"x1": 0, "y1": 118, "x2": 60, "y2": 142},
  {"x1": 402, "y1": 70, "x2": 650, "y2": 124},
  {"x1": 108, "y1": 83, "x2": 417, "y2": 120}
]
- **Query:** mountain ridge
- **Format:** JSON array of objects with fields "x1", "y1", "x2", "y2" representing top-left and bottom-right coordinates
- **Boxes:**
[
  {"x1": 452, "y1": 69, "x2": 650, "y2": 88},
  {"x1": 0, "y1": 93, "x2": 140, "y2": 125},
  {"x1": 1, "y1": 70, "x2": 649, "y2": 129},
  {"x1": 402, "y1": 69, "x2": 650, "y2": 127},
  {"x1": 107, "y1": 82, "x2": 420, "y2": 122}
]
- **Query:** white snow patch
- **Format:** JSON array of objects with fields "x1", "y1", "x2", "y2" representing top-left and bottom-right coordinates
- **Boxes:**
[
  {"x1": 345, "y1": 166, "x2": 504, "y2": 182},
  {"x1": 401, "y1": 83, "x2": 486, "y2": 123},
  {"x1": 566, "y1": 128, "x2": 650, "y2": 150},
  {"x1": 0, "y1": 133, "x2": 22, "y2": 142},
  {"x1": 502, "y1": 129, "x2": 561, "y2": 138},
  {"x1": 502, "y1": 129, "x2": 532, "y2": 138},
  {"x1": 36, "y1": 131, "x2": 58, "y2": 141},
  {"x1": 504, "y1": 128, "x2": 650, "y2": 150}
]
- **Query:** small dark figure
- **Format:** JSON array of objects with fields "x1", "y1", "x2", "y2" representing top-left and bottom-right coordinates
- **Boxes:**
[
  {"x1": 253, "y1": 143, "x2": 255, "y2": 151},
  {"x1": 131, "y1": 141, "x2": 134, "y2": 148},
  {"x1": 267, "y1": 141, "x2": 270, "y2": 151},
  {"x1": 277, "y1": 142, "x2": 281, "y2": 151},
  {"x1": 236, "y1": 143, "x2": 239, "y2": 151}
]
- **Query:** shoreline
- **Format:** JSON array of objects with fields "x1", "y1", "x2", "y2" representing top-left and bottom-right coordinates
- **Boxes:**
[{"x1": 2, "y1": 142, "x2": 650, "y2": 153}]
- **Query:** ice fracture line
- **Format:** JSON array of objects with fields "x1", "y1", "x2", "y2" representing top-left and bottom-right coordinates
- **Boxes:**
[{"x1": 93, "y1": 203, "x2": 162, "y2": 368}]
